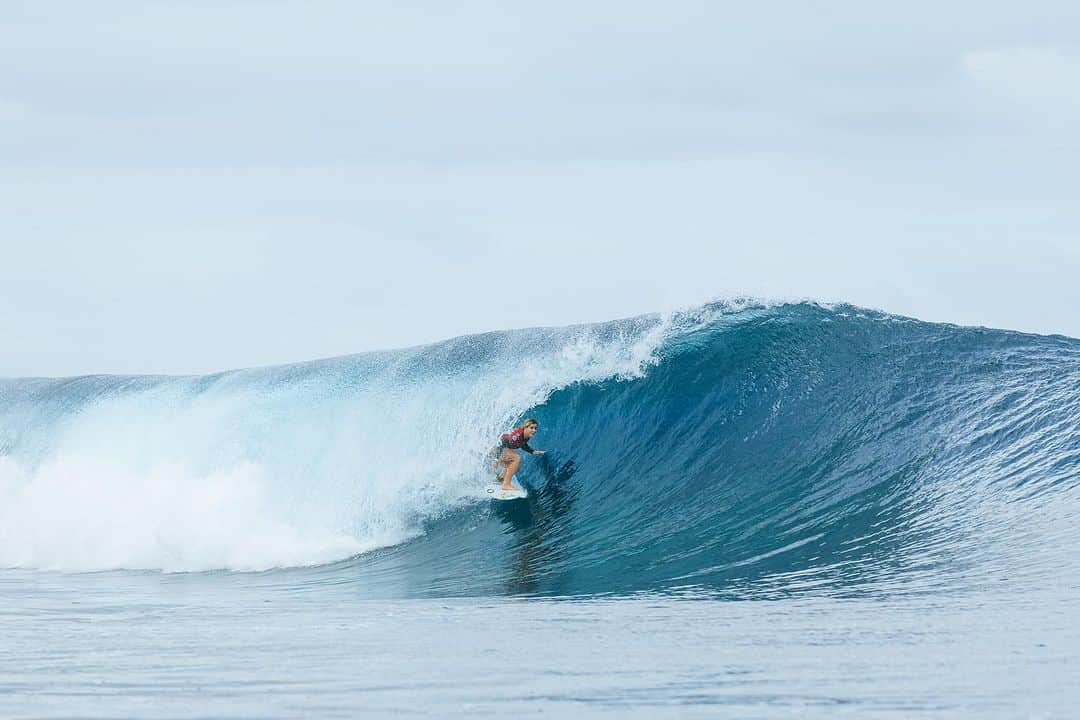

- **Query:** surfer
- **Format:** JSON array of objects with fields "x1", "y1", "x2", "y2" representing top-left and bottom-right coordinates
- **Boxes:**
[{"x1": 490, "y1": 418, "x2": 545, "y2": 491}]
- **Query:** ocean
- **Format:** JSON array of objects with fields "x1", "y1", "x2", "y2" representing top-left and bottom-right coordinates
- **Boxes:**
[{"x1": 2, "y1": 301, "x2": 1078, "y2": 717}]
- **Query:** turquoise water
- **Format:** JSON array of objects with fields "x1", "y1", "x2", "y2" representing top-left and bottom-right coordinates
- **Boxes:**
[{"x1": 2, "y1": 302, "x2": 1078, "y2": 716}]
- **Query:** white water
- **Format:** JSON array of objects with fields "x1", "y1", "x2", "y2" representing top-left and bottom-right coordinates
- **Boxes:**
[{"x1": 0, "y1": 311, "x2": 696, "y2": 573}]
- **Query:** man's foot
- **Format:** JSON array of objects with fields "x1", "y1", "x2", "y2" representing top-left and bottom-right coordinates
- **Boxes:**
[{"x1": 500, "y1": 483, "x2": 515, "y2": 491}]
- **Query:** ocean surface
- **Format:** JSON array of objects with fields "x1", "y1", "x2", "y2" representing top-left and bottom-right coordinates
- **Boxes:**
[{"x1": 2, "y1": 301, "x2": 1078, "y2": 718}]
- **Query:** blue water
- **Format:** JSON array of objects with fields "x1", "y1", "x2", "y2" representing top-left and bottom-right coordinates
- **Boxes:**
[{"x1": 2, "y1": 301, "x2": 1079, "y2": 717}]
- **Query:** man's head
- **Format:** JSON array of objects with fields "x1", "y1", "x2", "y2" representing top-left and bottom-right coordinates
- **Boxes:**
[{"x1": 523, "y1": 418, "x2": 539, "y2": 439}]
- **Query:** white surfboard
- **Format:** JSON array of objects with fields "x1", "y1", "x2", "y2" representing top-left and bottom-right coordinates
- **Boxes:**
[{"x1": 487, "y1": 478, "x2": 528, "y2": 500}]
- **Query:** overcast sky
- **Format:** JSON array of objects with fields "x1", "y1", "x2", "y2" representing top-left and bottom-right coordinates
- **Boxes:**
[{"x1": 2, "y1": 1, "x2": 1078, "y2": 376}]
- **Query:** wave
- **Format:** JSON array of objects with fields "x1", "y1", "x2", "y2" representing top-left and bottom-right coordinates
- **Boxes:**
[
  {"x1": 2, "y1": 302, "x2": 1079, "y2": 598},
  {"x1": 0, "y1": 304, "x2": 685, "y2": 571}
]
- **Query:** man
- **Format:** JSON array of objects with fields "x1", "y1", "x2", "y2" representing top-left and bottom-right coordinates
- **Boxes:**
[{"x1": 490, "y1": 418, "x2": 545, "y2": 491}]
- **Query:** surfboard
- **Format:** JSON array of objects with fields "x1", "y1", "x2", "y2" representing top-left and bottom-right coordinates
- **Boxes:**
[{"x1": 487, "y1": 477, "x2": 528, "y2": 500}]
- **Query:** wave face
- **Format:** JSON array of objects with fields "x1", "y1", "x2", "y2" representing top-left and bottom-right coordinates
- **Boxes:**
[{"x1": 2, "y1": 302, "x2": 1079, "y2": 598}]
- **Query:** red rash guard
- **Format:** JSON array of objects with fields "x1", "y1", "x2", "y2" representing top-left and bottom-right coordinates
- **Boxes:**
[{"x1": 500, "y1": 426, "x2": 536, "y2": 454}]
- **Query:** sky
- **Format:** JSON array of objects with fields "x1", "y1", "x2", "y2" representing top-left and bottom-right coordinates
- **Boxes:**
[{"x1": 2, "y1": 1, "x2": 1078, "y2": 377}]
